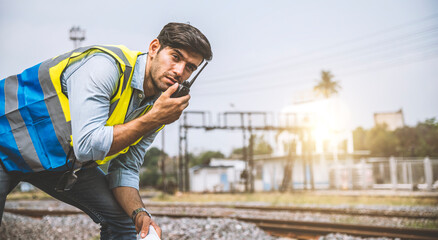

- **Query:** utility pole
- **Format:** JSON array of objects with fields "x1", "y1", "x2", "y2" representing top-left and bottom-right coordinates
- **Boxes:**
[
  {"x1": 178, "y1": 121, "x2": 184, "y2": 192},
  {"x1": 303, "y1": 132, "x2": 308, "y2": 190},
  {"x1": 184, "y1": 124, "x2": 190, "y2": 192},
  {"x1": 240, "y1": 113, "x2": 248, "y2": 192},
  {"x1": 178, "y1": 113, "x2": 190, "y2": 192},
  {"x1": 309, "y1": 132, "x2": 315, "y2": 191},
  {"x1": 161, "y1": 129, "x2": 167, "y2": 193},
  {"x1": 280, "y1": 141, "x2": 295, "y2": 192},
  {"x1": 69, "y1": 26, "x2": 86, "y2": 49},
  {"x1": 248, "y1": 114, "x2": 255, "y2": 193}
]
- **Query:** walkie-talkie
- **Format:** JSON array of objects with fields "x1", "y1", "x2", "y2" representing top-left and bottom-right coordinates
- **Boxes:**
[{"x1": 171, "y1": 62, "x2": 208, "y2": 98}]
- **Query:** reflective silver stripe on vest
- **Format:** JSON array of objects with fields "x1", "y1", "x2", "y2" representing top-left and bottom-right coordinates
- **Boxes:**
[
  {"x1": 35, "y1": 46, "x2": 98, "y2": 154},
  {"x1": 108, "y1": 99, "x2": 119, "y2": 117},
  {"x1": 104, "y1": 46, "x2": 131, "y2": 67},
  {"x1": 102, "y1": 46, "x2": 133, "y2": 92},
  {"x1": 4, "y1": 75, "x2": 44, "y2": 171},
  {"x1": 37, "y1": 45, "x2": 133, "y2": 154},
  {"x1": 76, "y1": 46, "x2": 133, "y2": 111},
  {"x1": 38, "y1": 61, "x2": 72, "y2": 155},
  {"x1": 121, "y1": 66, "x2": 132, "y2": 93}
]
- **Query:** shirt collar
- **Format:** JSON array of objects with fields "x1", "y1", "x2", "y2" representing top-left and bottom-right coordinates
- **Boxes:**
[
  {"x1": 131, "y1": 53, "x2": 161, "y2": 102},
  {"x1": 130, "y1": 53, "x2": 147, "y2": 92}
]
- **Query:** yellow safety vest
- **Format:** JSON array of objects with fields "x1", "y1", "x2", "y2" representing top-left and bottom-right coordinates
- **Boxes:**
[{"x1": 0, "y1": 45, "x2": 163, "y2": 173}]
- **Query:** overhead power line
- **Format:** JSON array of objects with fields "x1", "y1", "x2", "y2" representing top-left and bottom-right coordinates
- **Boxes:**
[
  {"x1": 194, "y1": 47, "x2": 438, "y2": 97},
  {"x1": 198, "y1": 24, "x2": 438, "y2": 87},
  {"x1": 193, "y1": 29, "x2": 438, "y2": 95},
  {"x1": 202, "y1": 13, "x2": 438, "y2": 83}
]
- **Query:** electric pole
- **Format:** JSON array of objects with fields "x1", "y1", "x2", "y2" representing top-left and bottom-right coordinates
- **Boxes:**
[{"x1": 161, "y1": 129, "x2": 167, "y2": 193}]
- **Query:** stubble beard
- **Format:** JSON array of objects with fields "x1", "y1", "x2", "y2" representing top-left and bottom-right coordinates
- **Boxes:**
[
  {"x1": 149, "y1": 61, "x2": 167, "y2": 94},
  {"x1": 152, "y1": 71, "x2": 178, "y2": 93},
  {"x1": 148, "y1": 53, "x2": 181, "y2": 94},
  {"x1": 153, "y1": 74, "x2": 172, "y2": 92}
]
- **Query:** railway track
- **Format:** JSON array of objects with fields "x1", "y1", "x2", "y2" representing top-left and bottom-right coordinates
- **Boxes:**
[
  {"x1": 248, "y1": 218, "x2": 438, "y2": 240},
  {"x1": 144, "y1": 202, "x2": 438, "y2": 219},
  {"x1": 4, "y1": 206, "x2": 438, "y2": 240}
]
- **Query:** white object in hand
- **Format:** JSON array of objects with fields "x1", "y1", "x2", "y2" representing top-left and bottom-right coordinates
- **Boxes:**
[{"x1": 137, "y1": 225, "x2": 161, "y2": 240}]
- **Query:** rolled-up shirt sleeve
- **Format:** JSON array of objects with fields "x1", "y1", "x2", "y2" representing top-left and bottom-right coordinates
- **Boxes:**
[
  {"x1": 107, "y1": 131, "x2": 159, "y2": 190},
  {"x1": 65, "y1": 54, "x2": 120, "y2": 162}
]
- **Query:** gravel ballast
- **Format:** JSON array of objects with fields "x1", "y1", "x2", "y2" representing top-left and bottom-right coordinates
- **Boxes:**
[
  {"x1": 0, "y1": 213, "x2": 276, "y2": 240},
  {"x1": 2, "y1": 199, "x2": 437, "y2": 239}
]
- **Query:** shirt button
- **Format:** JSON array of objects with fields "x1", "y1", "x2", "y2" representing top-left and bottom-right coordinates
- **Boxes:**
[{"x1": 138, "y1": 93, "x2": 144, "y2": 99}]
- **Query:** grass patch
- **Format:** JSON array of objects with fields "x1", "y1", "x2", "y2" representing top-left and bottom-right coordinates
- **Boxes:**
[
  {"x1": 149, "y1": 191, "x2": 438, "y2": 206},
  {"x1": 6, "y1": 190, "x2": 53, "y2": 201},
  {"x1": 404, "y1": 220, "x2": 438, "y2": 229},
  {"x1": 8, "y1": 188, "x2": 438, "y2": 207},
  {"x1": 89, "y1": 235, "x2": 99, "y2": 240}
]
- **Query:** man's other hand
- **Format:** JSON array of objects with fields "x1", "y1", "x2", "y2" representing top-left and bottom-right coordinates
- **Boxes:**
[{"x1": 135, "y1": 212, "x2": 162, "y2": 239}]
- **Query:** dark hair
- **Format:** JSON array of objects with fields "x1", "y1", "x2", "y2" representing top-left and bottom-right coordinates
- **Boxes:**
[{"x1": 157, "y1": 22, "x2": 212, "y2": 61}]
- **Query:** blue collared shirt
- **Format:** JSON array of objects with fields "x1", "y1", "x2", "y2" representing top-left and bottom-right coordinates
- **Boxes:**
[{"x1": 61, "y1": 52, "x2": 159, "y2": 190}]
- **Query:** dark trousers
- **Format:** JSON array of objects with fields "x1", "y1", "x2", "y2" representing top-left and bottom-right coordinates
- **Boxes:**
[{"x1": 0, "y1": 166, "x2": 136, "y2": 240}]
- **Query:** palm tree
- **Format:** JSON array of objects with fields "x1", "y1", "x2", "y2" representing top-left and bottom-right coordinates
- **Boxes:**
[{"x1": 313, "y1": 70, "x2": 341, "y2": 98}]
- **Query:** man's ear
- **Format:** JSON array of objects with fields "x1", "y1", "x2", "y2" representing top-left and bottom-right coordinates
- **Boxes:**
[{"x1": 148, "y1": 39, "x2": 160, "y2": 57}]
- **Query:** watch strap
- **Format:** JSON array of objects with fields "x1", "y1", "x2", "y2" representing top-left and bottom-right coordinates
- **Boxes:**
[{"x1": 131, "y1": 207, "x2": 152, "y2": 223}]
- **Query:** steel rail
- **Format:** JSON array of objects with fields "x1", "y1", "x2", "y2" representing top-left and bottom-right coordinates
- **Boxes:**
[
  {"x1": 243, "y1": 218, "x2": 438, "y2": 240},
  {"x1": 143, "y1": 202, "x2": 438, "y2": 219},
  {"x1": 4, "y1": 208, "x2": 438, "y2": 240},
  {"x1": 4, "y1": 208, "x2": 82, "y2": 217}
]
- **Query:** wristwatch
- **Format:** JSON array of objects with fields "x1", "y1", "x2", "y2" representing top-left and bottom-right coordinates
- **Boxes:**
[{"x1": 131, "y1": 207, "x2": 152, "y2": 223}]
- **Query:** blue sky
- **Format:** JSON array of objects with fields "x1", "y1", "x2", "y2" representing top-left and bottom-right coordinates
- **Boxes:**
[{"x1": 1, "y1": 0, "x2": 437, "y2": 155}]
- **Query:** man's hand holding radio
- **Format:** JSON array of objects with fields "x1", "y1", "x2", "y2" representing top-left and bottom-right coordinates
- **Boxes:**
[
  {"x1": 148, "y1": 83, "x2": 190, "y2": 125},
  {"x1": 108, "y1": 83, "x2": 189, "y2": 156}
]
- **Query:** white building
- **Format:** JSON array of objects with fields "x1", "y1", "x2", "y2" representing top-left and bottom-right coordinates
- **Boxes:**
[
  {"x1": 189, "y1": 159, "x2": 245, "y2": 192},
  {"x1": 253, "y1": 154, "x2": 331, "y2": 191},
  {"x1": 271, "y1": 90, "x2": 354, "y2": 190},
  {"x1": 374, "y1": 109, "x2": 405, "y2": 131}
]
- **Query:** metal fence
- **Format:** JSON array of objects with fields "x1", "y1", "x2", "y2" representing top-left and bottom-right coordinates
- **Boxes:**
[{"x1": 329, "y1": 157, "x2": 438, "y2": 191}]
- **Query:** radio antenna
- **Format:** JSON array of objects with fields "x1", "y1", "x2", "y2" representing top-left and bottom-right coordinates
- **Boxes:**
[{"x1": 188, "y1": 62, "x2": 208, "y2": 87}]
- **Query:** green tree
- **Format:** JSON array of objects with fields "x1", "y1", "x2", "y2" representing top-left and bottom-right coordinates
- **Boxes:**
[
  {"x1": 365, "y1": 124, "x2": 399, "y2": 157},
  {"x1": 352, "y1": 127, "x2": 367, "y2": 151},
  {"x1": 313, "y1": 70, "x2": 341, "y2": 98},
  {"x1": 231, "y1": 135, "x2": 273, "y2": 156},
  {"x1": 140, "y1": 147, "x2": 163, "y2": 187},
  {"x1": 253, "y1": 135, "x2": 273, "y2": 155},
  {"x1": 231, "y1": 148, "x2": 243, "y2": 156},
  {"x1": 351, "y1": 118, "x2": 438, "y2": 158},
  {"x1": 414, "y1": 118, "x2": 438, "y2": 157},
  {"x1": 190, "y1": 151, "x2": 225, "y2": 167},
  {"x1": 142, "y1": 147, "x2": 162, "y2": 168},
  {"x1": 394, "y1": 126, "x2": 418, "y2": 157}
]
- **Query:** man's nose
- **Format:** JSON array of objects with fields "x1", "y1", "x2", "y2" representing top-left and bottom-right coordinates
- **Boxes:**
[{"x1": 173, "y1": 63, "x2": 185, "y2": 80}]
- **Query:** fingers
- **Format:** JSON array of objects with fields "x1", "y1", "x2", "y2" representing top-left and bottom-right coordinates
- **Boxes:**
[
  {"x1": 151, "y1": 221, "x2": 162, "y2": 239},
  {"x1": 161, "y1": 83, "x2": 192, "y2": 101},
  {"x1": 178, "y1": 93, "x2": 190, "y2": 104},
  {"x1": 139, "y1": 215, "x2": 152, "y2": 238},
  {"x1": 148, "y1": 85, "x2": 191, "y2": 125},
  {"x1": 181, "y1": 94, "x2": 191, "y2": 102},
  {"x1": 175, "y1": 94, "x2": 191, "y2": 109},
  {"x1": 163, "y1": 83, "x2": 179, "y2": 97},
  {"x1": 156, "y1": 92, "x2": 190, "y2": 110}
]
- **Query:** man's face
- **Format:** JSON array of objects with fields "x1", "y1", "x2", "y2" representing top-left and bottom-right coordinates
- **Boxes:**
[{"x1": 149, "y1": 44, "x2": 203, "y2": 93}]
